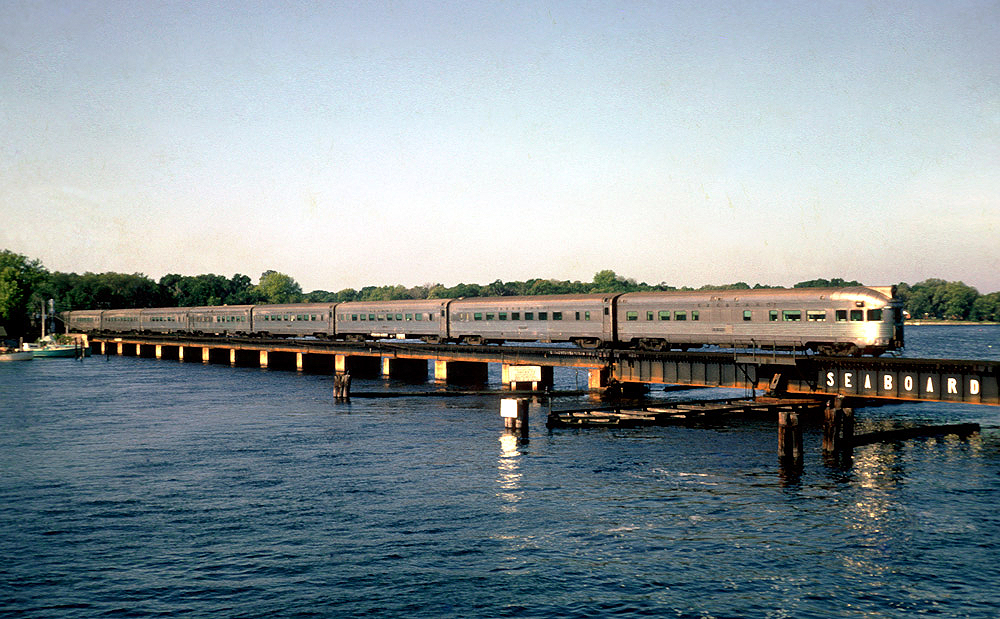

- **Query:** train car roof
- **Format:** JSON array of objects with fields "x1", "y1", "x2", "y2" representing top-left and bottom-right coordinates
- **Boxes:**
[
  {"x1": 336, "y1": 298, "x2": 452, "y2": 308},
  {"x1": 251, "y1": 303, "x2": 336, "y2": 310},
  {"x1": 618, "y1": 286, "x2": 895, "y2": 303},
  {"x1": 189, "y1": 305, "x2": 255, "y2": 311},
  {"x1": 449, "y1": 293, "x2": 613, "y2": 305}
]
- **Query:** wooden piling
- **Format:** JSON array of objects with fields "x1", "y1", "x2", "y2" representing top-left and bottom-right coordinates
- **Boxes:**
[
  {"x1": 823, "y1": 398, "x2": 856, "y2": 456},
  {"x1": 778, "y1": 410, "x2": 803, "y2": 466},
  {"x1": 333, "y1": 372, "x2": 352, "y2": 400},
  {"x1": 501, "y1": 399, "x2": 529, "y2": 435}
]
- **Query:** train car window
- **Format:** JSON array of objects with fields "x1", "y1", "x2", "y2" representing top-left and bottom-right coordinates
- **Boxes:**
[
  {"x1": 626, "y1": 311, "x2": 639, "y2": 321},
  {"x1": 850, "y1": 309, "x2": 864, "y2": 321},
  {"x1": 369, "y1": 314, "x2": 376, "y2": 321},
  {"x1": 807, "y1": 311, "x2": 826, "y2": 322},
  {"x1": 782, "y1": 310, "x2": 802, "y2": 322},
  {"x1": 499, "y1": 313, "x2": 507, "y2": 320},
  {"x1": 386, "y1": 314, "x2": 394, "y2": 321},
  {"x1": 405, "y1": 314, "x2": 413, "y2": 321},
  {"x1": 769, "y1": 310, "x2": 779, "y2": 322},
  {"x1": 525, "y1": 312, "x2": 534, "y2": 320},
  {"x1": 836, "y1": 310, "x2": 848, "y2": 322},
  {"x1": 659, "y1": 310, "x2": 670, "y2": 321},
  {"x1": 512, "y1": 312, "x2": 521, "y2": 320},
  {"x1": 474, "y1": 313, "x2": 483, "y2": 321},
  {"x1": 867, "y1": 309, "x2": 883, "y2": 321},
  {"x1": 585, "y1": 311, "x2": 591, "y2": 321},
  {"x1": 674, "y1": 311, "x2": 687, "y2": 321},
  {"x1": 352, "y1": 314, "x2": 358, "y2": 321},
  {"x1": 743, "y1": 310, "x2": 752, "y2": 321},
  {"x1": 646, "y1": 311, "x2": 654, "y2": 321},
  {"x1": 486, "y1": 313, "x2": 495, "y2": 320},
  {"x1": 604, "y1": 307, "x2": 610, "y2": 315},
  {"x1": 539, "y1": 312, "x2": 548, "y2": 320},
  {"x1": 692, "y1": 311, "x2": 700, "y2": 321},
  {"x1": 553, "y1": 312, "x2": 562, "y2": 320},
  {"x1": 395, "y1": 313, "x2": 403, "y2": 320},
  {"x1": 575, "y1": 312, "x2": 580, "y2": 320}
]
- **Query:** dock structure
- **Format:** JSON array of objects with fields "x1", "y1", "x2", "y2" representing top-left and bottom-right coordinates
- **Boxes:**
[{"x1": 546, "y1": 397, "x2": 827, "y2": 428}]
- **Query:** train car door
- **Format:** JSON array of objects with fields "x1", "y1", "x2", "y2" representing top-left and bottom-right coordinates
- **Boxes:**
[{"x1": 604, "y1": 295, "x2": 622, "y2": 345}]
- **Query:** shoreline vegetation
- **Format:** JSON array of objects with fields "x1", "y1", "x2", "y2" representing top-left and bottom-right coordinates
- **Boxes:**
[{"x1": 3, "y1": 248, "x2": 1000, "y2": 338}]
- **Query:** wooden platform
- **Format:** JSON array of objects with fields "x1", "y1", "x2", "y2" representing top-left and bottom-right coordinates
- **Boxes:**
[{"x1": 547, "y1": 397, "x2": 828, "y2": 429}]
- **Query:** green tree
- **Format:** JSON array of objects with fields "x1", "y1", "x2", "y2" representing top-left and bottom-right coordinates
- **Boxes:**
[
  {"x1": 793, "y1": 278, "x2": 863, "y2": 288},
  {"x1": 591, "y1": 270, "x2": 627, "y2": 292},
  {"x1": 970, "y1": 292, "x2": 1000, "y2": 322},
  {"x1": 940, "y1": 281, "x2": 979, "y2": 320},
  {"x1": 255, "y1": 270, "x2": 303, "y2": 304},
  {"x1": 0, "y1": 250, "x2": 47, "y2": 337}
]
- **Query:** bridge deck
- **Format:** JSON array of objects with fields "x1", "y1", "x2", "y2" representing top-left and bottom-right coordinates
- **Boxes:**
[{"x1": 88, "y1": 335, "x2": 1000, "y2": 406}]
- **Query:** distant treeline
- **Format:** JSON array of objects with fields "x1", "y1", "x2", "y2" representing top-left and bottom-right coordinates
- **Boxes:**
[{"x1": 2, "y1": 250, "x2": 998, "y2": 338}]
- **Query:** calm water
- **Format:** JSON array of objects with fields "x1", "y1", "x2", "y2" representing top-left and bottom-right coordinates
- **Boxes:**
[{"x1": 2, "y1": 326, "x2": 999, "y2": 618}]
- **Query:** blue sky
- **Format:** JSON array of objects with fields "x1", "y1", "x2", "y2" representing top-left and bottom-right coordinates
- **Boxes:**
[{"x1": 3, "y1": 0, "x2": 998, "y2": 293}]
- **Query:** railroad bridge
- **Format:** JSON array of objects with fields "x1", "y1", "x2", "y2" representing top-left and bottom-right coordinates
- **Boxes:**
[{"x1": 87, "y1": 335, "x2": 1000, "y2": 406}]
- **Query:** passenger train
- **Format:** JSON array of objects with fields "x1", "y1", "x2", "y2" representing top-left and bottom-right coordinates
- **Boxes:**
[{"x1": 63, "y1": 286, "x2": 905, "y2": 356}]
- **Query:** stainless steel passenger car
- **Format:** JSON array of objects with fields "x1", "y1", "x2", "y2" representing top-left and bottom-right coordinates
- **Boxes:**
[
  {"x1": 448, "y1": 295, "x2": 616, "y2": 347},
  {"x1": 335, "y1": 299, "x2": 451, "y2": 342},
  {"x1": 189, "y1": 305, "x2": 253, "y2": 336},
  {"x1": 252, "y1": 303, "x2": 336, "y2": 338},
  {"x1": 102, "y1": 309, "x2": 142, "y2": 334},
  {"x1": 616, "y1": 287, "x2": 902, "y2": 355},
  {"x1": 63, "y1": 310, "x2": 104, "y2": 333},
  {"x1": 140, "y1": 307, "x2": 191, "y2": 334}
]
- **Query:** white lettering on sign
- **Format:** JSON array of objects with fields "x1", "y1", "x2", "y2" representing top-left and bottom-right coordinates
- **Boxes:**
[
  {"x1": 926, "y1": 377, "x2": 935, "y2": 393},
  {"x1": 864, "y1": 374, "x2": 873, "y2": 390},
  {"x1": 904, "y1": 375, "x2": 914, "y2": 391},
  {"x1": 947, "y1": 378, "x2": 958, "y2": 394},
  {"x1": 826, "y1": 371, "x2": 836, "y2": 387},
  {"x1": 970, "y1": 379, "x2": 981, "y2": 395},
  {"x1": 883, "y1": 374, "x2": 893, "y2": 391},
  {"x1": 844, "y1": 373, "x2": 853, "y2": 389},
  {"x1": 508, "y1": 365, "x2": 542, "y2": 383}
]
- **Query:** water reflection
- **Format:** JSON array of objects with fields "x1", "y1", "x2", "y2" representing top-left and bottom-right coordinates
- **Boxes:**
[{"x1": 496, "y1": 432, "x2": 523, "y2": 513}]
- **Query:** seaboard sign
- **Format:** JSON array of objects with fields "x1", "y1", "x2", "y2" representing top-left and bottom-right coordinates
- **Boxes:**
[{"x1": 819, "y1": 368, "x2": 997, "y2": 404}]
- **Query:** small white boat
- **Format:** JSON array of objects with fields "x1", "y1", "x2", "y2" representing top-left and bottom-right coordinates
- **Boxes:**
[
  {"x1": 22, "y1": 337, "x2": 91, "y2": 358},
  {"x1": 0, "y1": 349, "x2": 34, "y2": 361}
]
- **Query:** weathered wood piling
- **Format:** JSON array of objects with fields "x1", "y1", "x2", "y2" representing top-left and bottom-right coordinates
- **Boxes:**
[{"x1": 333, "y1": 372, "x2": 352, "y2": 400}]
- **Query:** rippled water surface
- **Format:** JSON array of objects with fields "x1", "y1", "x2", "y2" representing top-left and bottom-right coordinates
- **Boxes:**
[{"x1": 2, "y1": 327, "x2": 999, "y2": 618}]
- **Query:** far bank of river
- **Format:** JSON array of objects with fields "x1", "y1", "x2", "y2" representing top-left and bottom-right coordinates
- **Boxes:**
[{"x1": 906, "y1": 320, "x2": 999, "y2": 326}]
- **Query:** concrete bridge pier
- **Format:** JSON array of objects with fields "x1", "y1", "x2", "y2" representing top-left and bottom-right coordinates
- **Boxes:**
[
  {"x1": 434, "y1": 360, "x2": 489, "y2": 385},
  {"x1": 588, "y1": 367, "x2": 611, "y2": 392},
  {"x1": 501, "y1": 364, "x2": 553, "y2": 391},
  {"x1": 382, "y1": 358, "x2": 429, "y2": 381},
  {"x1": 154, "y1": 345, "x2": 180, "y2": 361},
  {"x1": 334, "y1": 355, "x2": 381, "y2": 378}
]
